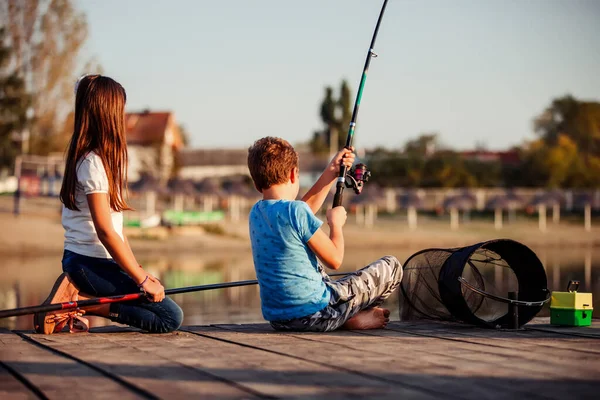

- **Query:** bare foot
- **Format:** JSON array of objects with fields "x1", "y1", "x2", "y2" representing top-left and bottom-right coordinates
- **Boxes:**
[{"x1": 342, "y1": 307, "x2": 390, "y2": 330}]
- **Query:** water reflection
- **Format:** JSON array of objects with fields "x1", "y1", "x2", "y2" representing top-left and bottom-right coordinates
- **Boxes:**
[{"x1": 1, "y1": 247, "x2": 598, "y2": 330}]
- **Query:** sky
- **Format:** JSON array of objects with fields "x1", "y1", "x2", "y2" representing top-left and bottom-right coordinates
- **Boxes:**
[{"x1": 77, "y1": 0, "x2": 600, "y2": 151}]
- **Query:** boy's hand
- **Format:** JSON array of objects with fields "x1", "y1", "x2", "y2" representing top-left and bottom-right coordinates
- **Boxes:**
[
  {"x1": 327, "y1": 147, "x2": 356, "y2": 177},
  {"x1": 327, "y1": 206, "x2": 347, "y2": 229}
]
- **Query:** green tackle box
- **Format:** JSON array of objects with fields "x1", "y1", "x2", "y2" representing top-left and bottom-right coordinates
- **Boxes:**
[{"x1": 550, "y1": 281, "x2": 593, "y2": 327}]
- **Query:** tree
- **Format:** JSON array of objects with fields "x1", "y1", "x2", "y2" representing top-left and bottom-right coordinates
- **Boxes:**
[
  {"x1": 311, "y1": 80, "x2": 353, "y2": 154},
  {"x1": 0, "y1": 0, "x2": 91, "y2": 155},
  {"x1": 404, "y1": 133, "x2": 439, "y2": 157},
  {"x1": 178, "y1": 124, "x2": 191, "y2": 147},
  {"x1": 365, "y1": 134, "x2": 498, "y2": 188},
  {"x1": 0, "y1": 27, "x2": 30, "y2": 170},
  {"x1": 533, "y1": 95, "x2": 600, "y2": 156},
  {"x1": 336, "y1": 80, "x2": 352, "y2": 149},
  {"x1": 519, "y1": 135, "x2": 600, "y2": 188},
  {"x1": 523, "y1": 95, "x2": 600, "y2": 188}
]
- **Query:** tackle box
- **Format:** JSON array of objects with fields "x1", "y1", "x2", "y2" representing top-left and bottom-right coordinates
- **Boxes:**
[{"x1": 550, "y1": 281, "x2": 593, "y2": 327}]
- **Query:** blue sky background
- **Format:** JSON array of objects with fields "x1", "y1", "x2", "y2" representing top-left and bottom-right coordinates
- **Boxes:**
[{"x1": 77, "y1": 0, "x2": 600, "y2": 151}]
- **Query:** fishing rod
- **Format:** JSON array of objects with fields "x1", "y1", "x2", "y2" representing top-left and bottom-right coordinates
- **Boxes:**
[
  {"x1": 333, "y1": 0, "x2": 388, "y2": 207},
  {"x1": 0, "y1": 272, "x2": 351, "y2": 319}
]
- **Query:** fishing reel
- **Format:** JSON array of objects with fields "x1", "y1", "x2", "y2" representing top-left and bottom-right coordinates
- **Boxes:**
[{"x1": 344, "y1": 163, "x2": 371, "y2": 195}]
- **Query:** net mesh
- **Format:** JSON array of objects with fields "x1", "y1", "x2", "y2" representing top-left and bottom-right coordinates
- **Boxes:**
[{"x1": 399, "y1": 239, "x2": 547, "y2": 328}]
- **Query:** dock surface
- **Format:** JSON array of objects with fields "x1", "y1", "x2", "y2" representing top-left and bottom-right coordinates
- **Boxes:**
[{"x1": 1, "y1": 318, "x2": 599, "y2": 399}]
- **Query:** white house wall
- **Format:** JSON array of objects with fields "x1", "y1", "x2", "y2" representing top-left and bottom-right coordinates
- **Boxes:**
[{"x1": 179, "y1": 165, "x2": 250, "y2": 180}]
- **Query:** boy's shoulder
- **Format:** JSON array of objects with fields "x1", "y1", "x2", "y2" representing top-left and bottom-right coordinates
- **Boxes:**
[
  {"x1": 252, "y1": 199, "x2": 310, "y2": 212},
  {"x1": 251, "y1": 200, "x2": 314, "y2": 224}
]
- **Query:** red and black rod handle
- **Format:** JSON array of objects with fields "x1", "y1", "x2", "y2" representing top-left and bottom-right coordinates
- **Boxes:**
[{"x1": 0, "y1": 272, "x2": 351, "y2": 319}]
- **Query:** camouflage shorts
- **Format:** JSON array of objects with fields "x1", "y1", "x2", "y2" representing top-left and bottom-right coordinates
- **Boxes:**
[{"x1": 270, "y1": 255, "x2": 403, "y2": 332}]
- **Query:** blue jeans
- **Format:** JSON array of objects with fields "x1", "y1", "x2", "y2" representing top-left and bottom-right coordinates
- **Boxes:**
[{"x1": 62, "y1": 250, "x2": 183, "y2": 333}]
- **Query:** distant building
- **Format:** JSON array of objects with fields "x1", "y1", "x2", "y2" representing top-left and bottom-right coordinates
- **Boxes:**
[
  {"x1": 178, "y1": 149, "x2": 249, "y2": 180},
  {"x1": 459, "y1": 150, "x2": 520, "y2": 166},
  {"x1": 126, "y1": 111, "x2": 184, "y2": 182},
  {"x1": 178, "y1": 148, "x2": 329, "y2": 187}
]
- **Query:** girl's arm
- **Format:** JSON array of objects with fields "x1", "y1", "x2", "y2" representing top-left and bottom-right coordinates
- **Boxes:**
[
  {"x1": 87, "y1": 193, "x2": 165, "y2": 302},
  {"x1": 122, "y1": 234, "x2": 137, "y2": 270},
  {"x1": 123, "y1": 234, "x2": 161, "y2": 282},
  {"x1": 307, "y1": 206, "x2": 347, "y2": 270},
  {"x1": 302, "y1": 147, "x2": 355, "y2": 214}
]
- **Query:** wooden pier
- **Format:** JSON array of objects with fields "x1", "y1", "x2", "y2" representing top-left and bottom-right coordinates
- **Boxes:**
[{"x1": 1, "y1": 318, "x2": 599, "y2": 399}]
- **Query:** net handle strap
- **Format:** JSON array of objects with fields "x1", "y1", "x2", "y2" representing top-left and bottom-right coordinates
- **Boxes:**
[{"x1": 458, "y1": 276, "x2": 551, "y2": 307}]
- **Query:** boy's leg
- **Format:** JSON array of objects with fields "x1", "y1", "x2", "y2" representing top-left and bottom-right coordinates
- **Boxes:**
[
  {"x1": 272, "y1": 256, "x2": 402, "y2": 332},
  {"x1": 324, "y1": 255, "x2": 403, "y2": 329}
]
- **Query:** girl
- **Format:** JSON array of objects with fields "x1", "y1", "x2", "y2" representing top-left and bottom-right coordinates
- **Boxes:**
[{"x1": 34, "y1": 74, "x2": 183, "y2": 334}]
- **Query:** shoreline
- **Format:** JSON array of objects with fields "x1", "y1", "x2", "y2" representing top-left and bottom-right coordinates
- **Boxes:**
[{"x1": 1, "y1": 209, "x2": 597, "y2": 260}]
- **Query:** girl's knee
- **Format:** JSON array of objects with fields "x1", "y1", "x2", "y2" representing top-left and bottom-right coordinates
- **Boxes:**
[
  {"x1": 162, "y1": 300, "x2": 184, "y2": 333},
  {"x1": 148, "y1": 299, "x2": 184, "y2": 333}
]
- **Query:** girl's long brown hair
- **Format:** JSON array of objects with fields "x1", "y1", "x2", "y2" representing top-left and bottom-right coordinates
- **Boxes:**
[{"x1": 60, "y1": 75, "x2": 131, "y2": 211}]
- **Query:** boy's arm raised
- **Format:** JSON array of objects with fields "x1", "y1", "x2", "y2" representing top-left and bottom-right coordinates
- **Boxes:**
[
  {"x1": 307, "y1": 206, "x2": 347, "y2": 270},
  {"x1": 302, "y1": 148, "x2": 355, "y2": 214}
]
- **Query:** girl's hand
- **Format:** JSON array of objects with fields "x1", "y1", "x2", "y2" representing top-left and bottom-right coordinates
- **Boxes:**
[
  {"x1": 142, "y1": 276, "x2": 166, "y2": 302},
  {"x1": 327, "y1": 147, "x2": 356, "y2": 176},
  {"x1": 327, "y1": 206, "x2": 347, "y2": 229}
]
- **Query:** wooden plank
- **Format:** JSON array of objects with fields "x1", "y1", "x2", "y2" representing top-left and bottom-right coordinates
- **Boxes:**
[
  {"x1": 526, "y1": 317, "x2": 600, "y2": 338},
  {"x1": 380, "y1": 322, "x2": 600, "y2": 399},
  {"x1": 371, "y1": 326, "x2": 600, "y2": 374},
  {"x1": 22, "y1": 330, "x2": 253, "y2": 399},
  {"x1": 389, "y1": 320, "x2": 600, "y2": 355},
  {"x1": 1, "y1": 328, "x2": 142, "y2": 400},
  {"x1": 189, "y1": 324, "x2": 522, "y2": 400},
  {"x1": 0, "y1": 364, "x2": 37, "y2": 400},
  {"x1": 387, "y1": 320, "x2": 600, "y2": 358},
  {"x1": 110, "y1": 328, "x2": 408, "y2": 399},
  {"x1": 207, "y1": 323, "x2": 600, "y2": 400},
  {"x1": 224, "y1": 324, "x2": 572, "y2": 399}
]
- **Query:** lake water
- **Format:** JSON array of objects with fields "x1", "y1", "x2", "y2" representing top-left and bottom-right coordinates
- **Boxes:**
[{"x1": 1, "y1": 246, "x2": 598, "y2": 330}]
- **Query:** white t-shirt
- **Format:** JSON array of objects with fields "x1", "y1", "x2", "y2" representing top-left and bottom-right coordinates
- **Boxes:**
[{"x1": 62, "y1": 152, "x2": 124, "y2": 258}]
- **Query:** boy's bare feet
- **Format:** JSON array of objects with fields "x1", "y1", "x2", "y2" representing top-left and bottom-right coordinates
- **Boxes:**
[{"x1": 342, "y1": 307, "x2": 390, "y2": 330}]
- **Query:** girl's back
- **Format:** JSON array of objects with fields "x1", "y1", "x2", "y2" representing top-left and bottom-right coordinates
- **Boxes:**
[{"x1": 62, "y1": 151, "x2": 124, "y2": 259}]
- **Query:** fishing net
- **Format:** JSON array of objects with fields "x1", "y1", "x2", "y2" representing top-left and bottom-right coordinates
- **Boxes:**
[{"x1": 400, "y1": 239, "x2": 550, "y2": 328}]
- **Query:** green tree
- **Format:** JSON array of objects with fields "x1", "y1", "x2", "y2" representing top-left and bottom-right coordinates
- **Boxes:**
[
  {"x1": 0, "y1": 27, "x2": 30, "y2": 170},
  {"x1": 533, "y1": 95, "x2": 600, "y2": 156},
  {"x1": 522, "y1": 95, "x2": 600, "y2": 187},
  {"x1": 178, "y1": 124, "x2": 191, "y2": 147},
  {"x1": 404, "y1": 133, "x2": 439, "y2": 157},
  {"x1": 366, "y1": 135, "x2": 491, "y2": 188},
  {"x1": 311, "y1": 79, "x2": 353, "y2": 154},
  {"x1": 336, "y1": 80, "x2": 352, "y2": 148},
  {"x1": 365, "y1": 147, "x2": 413, "y2": 187},
  {"x1": 1, "y1": 0, "x2": 91, "y2": 155}
]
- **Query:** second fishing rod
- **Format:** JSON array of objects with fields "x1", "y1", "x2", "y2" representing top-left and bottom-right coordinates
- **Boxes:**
[{"x1": 0, "y1": 272, "x2": 352, "y2": 319}]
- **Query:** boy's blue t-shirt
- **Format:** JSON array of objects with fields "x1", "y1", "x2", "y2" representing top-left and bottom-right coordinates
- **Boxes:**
[{"x1": 249, "y1": 199, "x2": 331, "y2": 321}]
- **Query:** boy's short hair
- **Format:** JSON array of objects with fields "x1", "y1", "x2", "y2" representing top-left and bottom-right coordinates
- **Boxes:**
[{"x1": 248, "y1": 137, "x2": 299, "y2": 192}]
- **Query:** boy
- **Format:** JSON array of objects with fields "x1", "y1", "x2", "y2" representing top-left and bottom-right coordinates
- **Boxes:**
[{"x1": 247, "y1": 136, "x2": 402, "y2": 331}]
